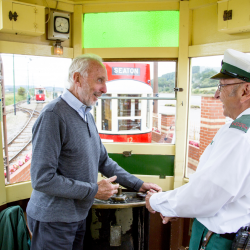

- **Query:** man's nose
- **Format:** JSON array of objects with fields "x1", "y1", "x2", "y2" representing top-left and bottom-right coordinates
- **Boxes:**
[
  {"x1": 101, "y1": 82, "x2": 107, "y2": 94},
  {"x1": 214, "y1": 88, "x2": 220, "y2": 99}
]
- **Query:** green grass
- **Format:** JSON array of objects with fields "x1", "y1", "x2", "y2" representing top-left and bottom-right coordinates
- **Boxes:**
[
  {"x1": 191, "y1": 105, "x2": 200, "y2": 109},
  {"x1": 192, "y1": 86, "x2": 217, "y2": 95},
  {"x1": 165, "y1": 104, "x2": 176, "y2": 107},
  {"x1": 5, "y1": 93, "x2": 26, "y2": 106}
]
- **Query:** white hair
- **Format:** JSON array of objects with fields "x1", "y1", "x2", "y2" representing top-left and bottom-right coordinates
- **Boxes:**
[{"x1": 68, "y1": 54, "x2": 103, "y2": 87}]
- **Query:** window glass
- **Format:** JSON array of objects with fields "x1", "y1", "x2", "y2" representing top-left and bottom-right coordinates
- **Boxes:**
[
  {"x1": 186, "y1": 55, "x2": 227, "y2": 178},
  {"x1": 83, "y1": 11, "x2": 179, "y2": 48},
  {"x1": 1, "y1": 56, "x2": 176, "y2": 184},
  {"x1": 97, "y1": 61, "x2": 177, "y2": 144},
  {"x1": 118, "y1": 95, "x2": 141, "y2": 117},
  {"x1": 102, "y1": 94, "x2": 112, "y2": 131},
  {"x1": 1, "y1": 54, "x2": 72, "y2": 185},
  {"x1": 118, "y1": 119, "x2": 141, "y2": 131},
  {"x1": 146, "y1": 95, "x2": 150, "y2": 129}
]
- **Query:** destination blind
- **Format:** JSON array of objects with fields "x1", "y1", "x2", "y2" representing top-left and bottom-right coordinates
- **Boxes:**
[{"x1": 112, "y1": 67, "x2": 140, "y2": 76}]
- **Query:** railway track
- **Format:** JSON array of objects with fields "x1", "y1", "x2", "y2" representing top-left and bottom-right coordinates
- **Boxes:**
[{"x1": 4, "y1": 102, "x2": 45, "y2": 164}]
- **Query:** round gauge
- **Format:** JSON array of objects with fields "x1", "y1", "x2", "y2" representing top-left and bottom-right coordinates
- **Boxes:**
[{"x1": 54, "y1": 16, "x2": 69, "y2": 34}]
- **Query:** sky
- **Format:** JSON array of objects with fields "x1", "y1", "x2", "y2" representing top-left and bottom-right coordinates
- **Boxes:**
[
  {"x1": 192, "y1": 55, "x2": 223, "y2": 68},
  {"x1": 1, "y1": 54, "x2": 72, "y2": 88},
  {"x1": 0, "y1": 54, "x2": 224, "y2": 88}
]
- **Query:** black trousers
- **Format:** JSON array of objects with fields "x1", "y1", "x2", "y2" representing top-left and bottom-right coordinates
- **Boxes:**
[{"x1": 27, "y1": 215, "x2": 86, "y2": 250}]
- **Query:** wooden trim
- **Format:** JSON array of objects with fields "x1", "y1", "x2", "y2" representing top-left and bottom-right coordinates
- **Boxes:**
[
  {"x1": 104, "y1": 143, "x2": 175, "y2": 155},
  {"x1": 0, "y1": 41, "x2": 74, "y2": 58},
  {"x1": 174, "y1": 1, "x2": 189, "y2": 188},
  {"x1": 5, "y1": 181, "x2": 32, "y2": 204},
  {"x1": 189, "y1": 0, "x2": 217, "y2": 10},
  {"x1": 189, "y1": 38, "x2": 250, "y2": 58},
  {"x1": 83, "y1": 47, "x2": 179, "y2": 59},
  {"x1": 82, "y1": 1, "x2": 179, "y2": 13}
]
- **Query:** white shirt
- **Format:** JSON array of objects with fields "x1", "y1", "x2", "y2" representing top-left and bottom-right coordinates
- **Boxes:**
[
  {"x1": 61, "y1": 89, "x2": 92, "y2": 122},
  {"x1": 150, "y1": 108, "x2": 250, "y2": 234}
]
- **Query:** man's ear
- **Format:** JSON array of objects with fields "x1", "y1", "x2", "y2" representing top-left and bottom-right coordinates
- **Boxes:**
[
  {"x1": 73, "y1": 72, "x2": 81, "y2": 87},
  {"x1": 240, "y1": 83, "x2": 250, "y2": 103}
]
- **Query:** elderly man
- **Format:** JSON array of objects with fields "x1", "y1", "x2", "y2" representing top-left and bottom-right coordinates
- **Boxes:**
[
  {"x1": 26, "y1": 54, "x2": 161, "y2": 250},
  {"x1": 146, "y1": 49, "x2": 250, "y2": 250}
]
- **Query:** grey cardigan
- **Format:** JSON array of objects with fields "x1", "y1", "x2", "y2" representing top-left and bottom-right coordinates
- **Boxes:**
[{"x1": 27, "y1": 97, "x2": 143, "y2": 223}]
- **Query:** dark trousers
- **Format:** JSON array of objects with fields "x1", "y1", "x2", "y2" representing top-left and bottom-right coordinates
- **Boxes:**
[
  {"x1": 27, "y1": 215, "x2": 86, "y2": 250},
  {"x1": 189, "y1": 219, "x2": 233, "y2": 250}
]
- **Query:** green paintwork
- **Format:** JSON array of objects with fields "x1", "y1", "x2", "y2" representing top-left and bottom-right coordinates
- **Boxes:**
[
  {"x1": 108, "y1": 154, "x2": 174, "y2": 177},
  {"x1": 230, "y1": 115, "x2": 250, "y2": 133},
  {"x1": 83, "y1": 11, "x2": 179, "y2": 48}
]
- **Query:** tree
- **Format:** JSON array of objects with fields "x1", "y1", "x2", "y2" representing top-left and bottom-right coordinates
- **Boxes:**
[
  {"x1": 192, "y1": 68, "x2": 218, "y2": 89},
  {"x1": 18, "y1": 87, "x2": 26, "y2": 96},
  {"x1": 192, "y1": 66, "x2": 200, "y2": 74}
]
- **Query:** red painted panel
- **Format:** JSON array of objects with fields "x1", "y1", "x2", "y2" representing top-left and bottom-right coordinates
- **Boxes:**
[
  {"x1": 99, "y1": 132, "x2": 152, "y2": 143},
  {"x1": 103, "y1": 62, "x2": 151, "y2": 86},
  {"x1": 35, "y1": 94, "x2": 45, "y2": 101}
]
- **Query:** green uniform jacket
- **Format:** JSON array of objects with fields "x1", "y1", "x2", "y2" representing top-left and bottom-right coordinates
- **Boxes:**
[{"x1": 0, "y1": 206, "x2": 30, "y2": 250}]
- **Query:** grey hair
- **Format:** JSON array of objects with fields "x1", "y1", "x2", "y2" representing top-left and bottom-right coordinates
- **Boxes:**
[{"x1": 68, "y1": 54, "x2": 103, "y2": 87}]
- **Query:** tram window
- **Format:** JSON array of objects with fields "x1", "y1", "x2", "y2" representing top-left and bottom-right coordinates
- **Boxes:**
[
  {"x1": 1, "y1": 53, "x2": 72, "y2": 185},
  {"x1": 118, "y1": 119, "x2": 141, "y2": 131},
  {"x1": 146, "y1": 96, "x2": 150, "y2": 129},
  {"x1": 102, "y1": 94, "x2": 112, "y2": 131},
  {"x1": 118, "y1": 95, "x2": 141, "y2": 117},
  {"x1": 186, "y1": 55, "x2": 226, "y2": 178},
  {"x1": 93, "y1": 105, "x2": 97, "y2": 123}
]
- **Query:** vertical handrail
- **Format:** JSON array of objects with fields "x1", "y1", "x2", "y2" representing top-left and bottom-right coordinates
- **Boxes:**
[{"x1": 1, "y1": 55, "x2": 10, "y2": 183}]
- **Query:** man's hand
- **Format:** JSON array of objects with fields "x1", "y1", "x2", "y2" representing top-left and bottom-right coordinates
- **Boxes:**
[
  {"x1": 139, "y1": 182, "x2": 162, "y2": 193},
  {"x1": 95, "y1": 175, "x2": 119, "y2": 200},
  {"x1": 145, "y1": 191, "x2": 156, "y2": 213},
  {"x1": 160, "y1": 213, "x2": 175, "y2": 224}
]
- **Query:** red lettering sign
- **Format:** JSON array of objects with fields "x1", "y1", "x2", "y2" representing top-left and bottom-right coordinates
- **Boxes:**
[{"x1": 232, "y1": 122, "x2": 248, "y2": 130}]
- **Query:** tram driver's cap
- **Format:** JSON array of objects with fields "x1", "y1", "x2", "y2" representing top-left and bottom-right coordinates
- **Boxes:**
[{"x1": 210, "y1": 49, "x2": 250, "y2": 82}]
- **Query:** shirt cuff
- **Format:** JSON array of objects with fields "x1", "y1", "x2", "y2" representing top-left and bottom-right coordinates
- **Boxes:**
[{"x1": 149, "y1": 192, "x2": 178, "y2": 217}]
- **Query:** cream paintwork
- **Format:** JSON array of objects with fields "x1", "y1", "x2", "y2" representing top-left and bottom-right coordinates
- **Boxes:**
[
  {"x1": 73, "y1": 5, "x2": 82, "y2": 57},
  {"x1": 83, "y1": 47, "x2": 179, "y2": 59},
  {"x1": 104, "y1": 143, "x2": 175, "y2": 155},
  {"x1": 191, "y1": 4, "x2": 250, "y2": 46},
  {"x1": 219, "y1": 0, "x2": 250, "y2": 34},
  {"x1": 189, "y1": 38, "x2": 250, "y2": 58},
  {"x1": 189, "y1": 0, "x2": 217, "y2": 10},
  {"x1": 174, "y1": 1, "x2": 189, "y2": 188},
  {"x1": 0, "y1": 40, "x2": 73, "y2": 58},
  {"x1": 97, "y1": 173, "x2": 174, "y2": 192},
  {"x1": 82, "y1": 1, "x2": 179, "y2": 13},
  {"x1": 0, "y1": 122, "x2": 6, "y2": 205},
  {"x1": 0, "y1": 0, "x2": 45, "y2": 36},
  {"x1": 5, "y1": 182, "x2": 32, "y2": 204}
]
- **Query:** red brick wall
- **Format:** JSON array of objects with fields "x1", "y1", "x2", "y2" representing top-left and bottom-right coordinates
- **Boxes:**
[
  {"x1": 188, "y1": 96, "x2": 226, "y2": 171},
  {"x1": 199, "y1": 96, "x2": 225, "y2": 157},
  {"x1": 188, "y1": 145, "x2": 199, "y2": 171},
  {"x1": 152, "y1": 114, "x2": 175, "y2": 143},
  {"x1": 10, "y1": 160, "x2": 31, "y2": 184}
]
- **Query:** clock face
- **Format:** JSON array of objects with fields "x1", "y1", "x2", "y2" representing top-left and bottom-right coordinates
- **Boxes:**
[{"x1": 54, "y1": 16, "x2": 70, "y2": 34}]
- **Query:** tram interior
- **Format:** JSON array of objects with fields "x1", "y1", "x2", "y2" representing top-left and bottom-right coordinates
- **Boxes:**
[{"x1": 0, "y1": 0, "x2": 250, "y2": 249}]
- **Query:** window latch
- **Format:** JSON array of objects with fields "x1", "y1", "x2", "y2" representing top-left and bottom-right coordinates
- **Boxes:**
[
  {"x1": 9, "y1": 11, "x2": 18, "y2": 21},
  {"x1": 123, "y1": 151, "x2": 132, "y2": 157},
  {"x1": 174, "y1": 88, "x2": 183, "y2": 92}
]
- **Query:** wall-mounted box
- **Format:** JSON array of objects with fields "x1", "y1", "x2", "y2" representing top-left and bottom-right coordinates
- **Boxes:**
[
  {"x1": 0, "y1": 0, "x2": 45, "y2": 36},
  {"x1": 47, "y1": 11, "x2": 70, "y2": 41},
  {"x1": 218, "y1": 0, "x2": 250, "y2": 34}
]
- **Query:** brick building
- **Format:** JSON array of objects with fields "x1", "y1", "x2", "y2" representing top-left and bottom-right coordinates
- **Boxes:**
[{"x1": 188, "y1": 96, "x2": 226, "y2": 172}]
